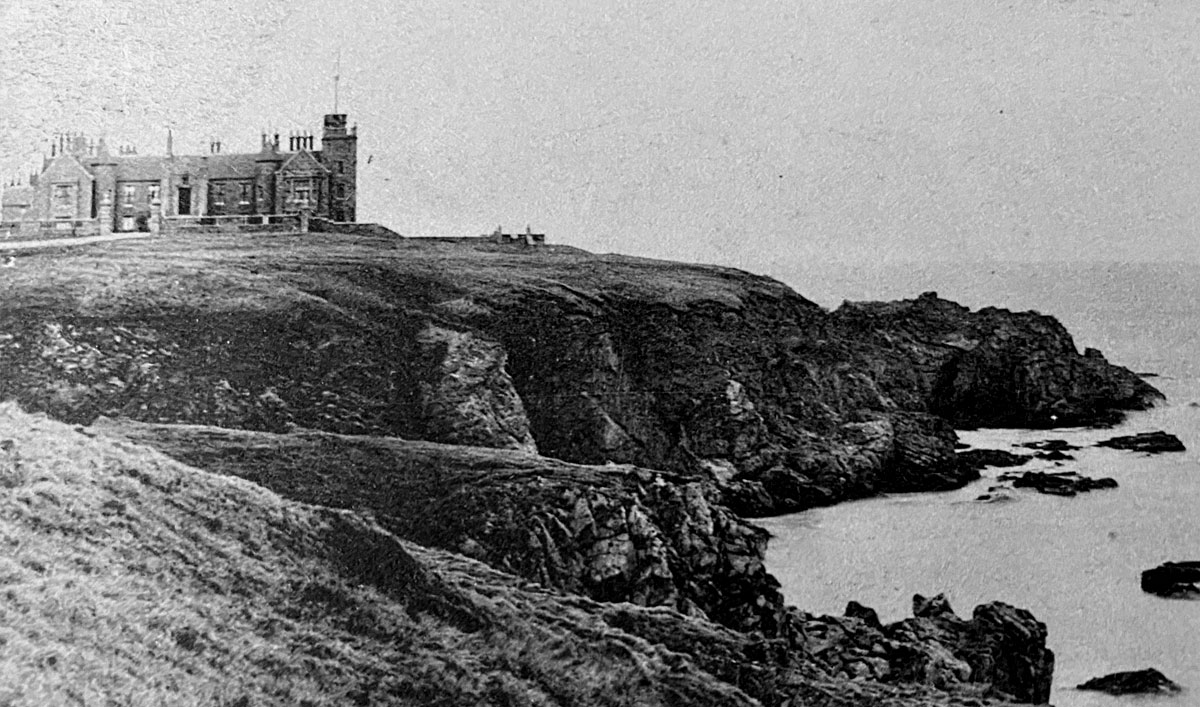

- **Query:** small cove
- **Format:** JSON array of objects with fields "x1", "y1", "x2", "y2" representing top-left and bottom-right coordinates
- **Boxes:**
[
  {"x1": 765, "y1": 261, "x2": 1200, "y2": 705},
  {"x1": 760, "y1": 378, "x2": 1200, "y2": 707}
]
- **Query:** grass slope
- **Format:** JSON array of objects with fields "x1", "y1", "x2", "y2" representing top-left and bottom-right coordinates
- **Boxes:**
[{"x1": 0, "y1": 403, "x2": 759, "y2": 707}]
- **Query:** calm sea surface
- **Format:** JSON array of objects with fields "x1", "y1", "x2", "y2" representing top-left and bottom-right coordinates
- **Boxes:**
[{"x1": 761, "y1": 262, "x2": 1200, "y2": 706}]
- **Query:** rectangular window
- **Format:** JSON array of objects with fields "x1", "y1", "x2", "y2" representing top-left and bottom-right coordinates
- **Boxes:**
[
  {"x1": 336, "y1": 161, "x2": 344, "y2": 174},
  {"x1": 336, "y1": 184, "x2": 346, "y2": 199},
  {"x1": 121, "y1": 184, "x2": 135, "y2": 206},
  {"x1": 147, "y1": 184, "x2": 160, "y2": 202},
  {"x1": 293, "y1": 179, "x2": 312, "y2": 206},
  {"x1": 53, "y1": 183, "x2": 76, "y2": 217},
  {"x1": 214, "y1": 184, "x2": 225, "y2": 205},
  {"x1": 239, "y1": 183, "x2": 251, "y2": 204}
]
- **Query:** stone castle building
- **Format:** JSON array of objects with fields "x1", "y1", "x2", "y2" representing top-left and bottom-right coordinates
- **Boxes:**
[{"x1": 1, "y1": 113, "x2": 357, "y2": 234}]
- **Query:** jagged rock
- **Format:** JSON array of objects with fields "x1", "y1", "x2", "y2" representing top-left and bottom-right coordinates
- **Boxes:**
[
  {"x1": 834, "y1": 292, "x2": 1161, "y2": 429},
  {"x1": 884, "y1": 412, "x2": 979, "y2": 492},
  {"x1": 997, "y1": 471, "x2": 1118, "y2": 496},
  {"x1": 1077, "y1": 668, "x2": 1182, "y2": 695},
  {"x1": 961, "y1": 603, "x2": 1055, "y2": 704},
  {"x1": 844, "y1": 601, "x2": 883, "y2": 630},
  {"x1": 1096, "y1": 431, "x2": 1185, "y2": 454},
  {"x1": 913, "y1": 593, "x2": 956, "y2": 619},
  {"x1": 795, "y1": 595, "x2": 1054, "y2": 704},
  {"x1": 1141, "y1": 561, "x2": 1200, "y2": 598},
  {"x1": 415, "y1": 325, "x2": 538, "y2": 453}
]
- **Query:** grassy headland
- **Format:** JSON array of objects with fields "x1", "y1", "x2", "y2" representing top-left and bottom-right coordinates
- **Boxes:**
[{"x1": 0, "y1": 229, "x2": 1150, "y2": 704}]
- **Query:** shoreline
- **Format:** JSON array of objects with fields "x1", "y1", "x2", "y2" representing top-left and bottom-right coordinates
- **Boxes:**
[{"x1": 761, "y1": 394, "x2": 1191, "y2": 705}]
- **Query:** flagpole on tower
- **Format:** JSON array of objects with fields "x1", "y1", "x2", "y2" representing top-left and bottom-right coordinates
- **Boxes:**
[{"x1": 333, "y1": 49, "x2": 341, "y2": 113}]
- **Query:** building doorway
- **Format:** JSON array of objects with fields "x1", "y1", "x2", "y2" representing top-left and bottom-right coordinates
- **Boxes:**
[{"x1": 177, "y1": 186, "x2": 192, "y2": 216}]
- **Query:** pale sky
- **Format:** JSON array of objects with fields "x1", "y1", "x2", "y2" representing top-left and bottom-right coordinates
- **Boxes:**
[{"x1": 2, "y1": 0, "x2": 1199, "y2": 272}]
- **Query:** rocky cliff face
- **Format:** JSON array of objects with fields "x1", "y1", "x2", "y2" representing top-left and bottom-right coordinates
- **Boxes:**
[
  {"x1": 95, "y1": 417, "x2": 1053, "y2": 705},
  {"x1": 832, "y1": 293, "x2": 1159, "y2": 428},
  {"x1": 0, "y1": 238, "x2": 1158, "y2": 522},
  {"x1": 93, "y1": 418, "x2": 786, "y2": 635}
]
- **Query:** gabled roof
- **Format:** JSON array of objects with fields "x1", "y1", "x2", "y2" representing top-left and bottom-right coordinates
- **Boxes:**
[
  {"x1": 42, "y1": 154, "x2": 94, "y2": 183},
  {"x1": 279, "y1": 149, "x2": 329, "y2": 176}
]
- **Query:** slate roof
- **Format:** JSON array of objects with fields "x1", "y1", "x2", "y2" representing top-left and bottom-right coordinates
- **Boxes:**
[
  {"x1": 84, "y1": 153, "x2": 264, "y2": 182},
  {"x1": 101, "y1": 156, "x2": 169, "y2": 181},
  {"x1": 192, "y1": 153, "x2": 261, "y2": 180}
]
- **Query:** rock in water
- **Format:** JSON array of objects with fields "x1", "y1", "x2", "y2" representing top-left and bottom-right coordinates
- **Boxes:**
[
  {"x1": 1077, "y1": 668, "x2": 1182, "y2": 695},
  {"x1": 1018, "y1": 439, "x2": 1080, "y2": 452},
  {"x1": 998, "y1": 470, "x2": 1118, "y2": 496},
  {"x1": 956, "y1": 448, "x2": 1032, "y2": 475},
  {"x1": 1095, "y1": 431, "x2": 1185, "y2": 453},
  {"x1": 1141, "y1": 561, "x2": 1200, "y2": 597}
]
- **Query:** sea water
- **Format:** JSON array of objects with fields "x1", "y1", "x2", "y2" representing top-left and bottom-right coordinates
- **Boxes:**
[{"x1": 758, "y1": 261, "x2": 1200, "y2": 706}]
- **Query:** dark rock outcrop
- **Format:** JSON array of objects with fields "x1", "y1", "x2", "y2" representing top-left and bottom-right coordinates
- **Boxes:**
[
  {"x1": 1077, "y1": 668, "x2": 1182, "y2": 695},
  {"x1": 997, "y1": 470, "x2": 1118, "y2": 496},
  {"x1": 413, "y1": 324, "x2": 538, "y2": 453},
  {"x1": 1141, "y1": 561, "x2": 1200, "y2": 598},
  {"x1": 844, "y1": 600, "x2": 883, "y2": 630},
  {"x1": 1096, "y1": 431, "x2": 1185, "y2": 454},
  {"x1": 832, "y1": 292, "x2": 1161, "y2": 429},
  {"x1": 957, "y1": 448, "x2": 1032, "y2": 475},
  {"x1": 789, "y1": 594, "x2": 1054, "y2": 704}
]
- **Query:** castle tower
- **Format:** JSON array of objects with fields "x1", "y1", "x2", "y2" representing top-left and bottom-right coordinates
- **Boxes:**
[
  {"x1": 321, "y1": 113, "x2": 357, "y2": 222},
  {"x1": 255, "y1": 133, "x2": 284, "y2": 215},
  {"x1": 91, "y1": 138, "x2": 117, "y2": 229}
]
